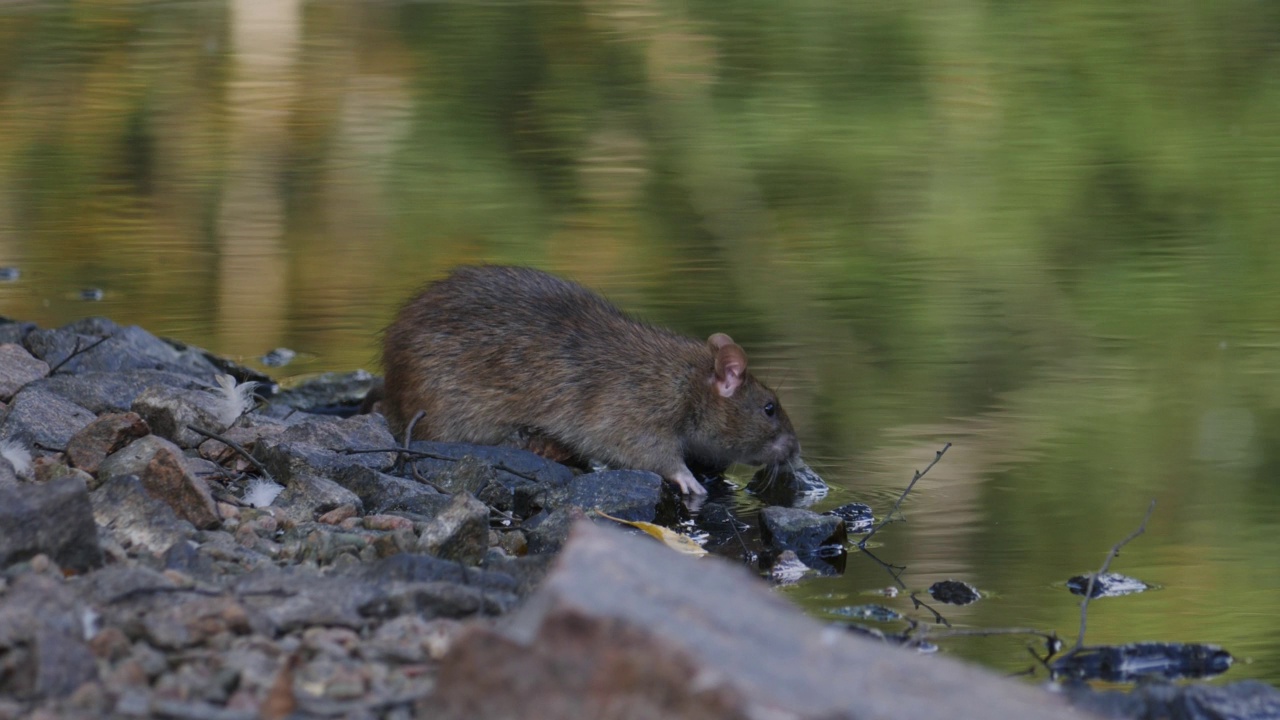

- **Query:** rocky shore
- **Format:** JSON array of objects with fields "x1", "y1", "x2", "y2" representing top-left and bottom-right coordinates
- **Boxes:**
[{"x1": 1, "y1": 316, "x2": 1276, "y2": 719}]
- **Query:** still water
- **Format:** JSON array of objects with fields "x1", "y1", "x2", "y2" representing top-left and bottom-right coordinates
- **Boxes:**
[{"x1": 3, "y1": 0, "x2": 1280, "y2": 686}]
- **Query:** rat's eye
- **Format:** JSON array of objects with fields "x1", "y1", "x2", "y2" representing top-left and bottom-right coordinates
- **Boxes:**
[{"x1": 763, "y1": 401, "x2": 776, "y2": 418}]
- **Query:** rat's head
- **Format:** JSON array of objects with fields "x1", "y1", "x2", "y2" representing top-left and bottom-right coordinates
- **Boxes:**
[{"x1": 692, "y1": 333, "x2": 800, "y2": 469}]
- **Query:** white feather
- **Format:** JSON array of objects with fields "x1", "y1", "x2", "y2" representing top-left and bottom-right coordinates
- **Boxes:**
[
  {"x1": 244, "y1": 477, "x2": 284, "y2": 508},
  {"x1": 0, "y1": 438, "x2": 32, "y2": 478},
  {"x1": 212, "y1": 374, "x2": 257, "y2": 428}
]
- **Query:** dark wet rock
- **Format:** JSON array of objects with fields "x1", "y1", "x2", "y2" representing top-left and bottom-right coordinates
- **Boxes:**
[
  {"x1": 929, "y1": 579, "x2": 981, "y2": 606},
  {"x1": 825, "y1": 502, "x2": 875, "y2": 534},
  {"x1": 259, "y1": 347, "x2": 296, "y2": 368},
  {"x1": 0, "y1": 343, "x2": 48, "y2": 401},
  {"x1": 1066, "y1": 678, "x2": 1280, "y2": 720},
  {"x1": 0, "y1": 384, "x2": 95, "y2": 451},
  {"x1": 523, "y1": 506, "x2": 589, "y2": 555},
  {"x1": 430, "y1": 521, "x2": 1086, "y2": 720},
  {"x1": 1066, "y1": 572, "x2": 1151, "y2": 598},
  {"x1": 93, "y1": 472, "x2": 200, "y2": 557},
  {"x1": 416, "y1": 492, "x2": 489, "y2": 565},
  {"x1": 65, "y1": 412, "x2": 150, "y2": 475},
  {"x1": 548, "y1": 470, "x2": 667, "y2": 523},
  {"x1": 0, "y1": 574, "x2": 98, "y2": 700},
  {"x1": 131, "y1": 384, "x2": 233, "y2": 449},
  {"x1": 0, "y1": 476, "x2": 102, "y2": 573},
  {"x1": 747, "y1": 460, "x2": 829, "y2": 508},
  {"x1": 271, "y1": 369, "x2": 380, "y2": 411},
  {"x1": 334, "y1": 466, "x2": 451, "y2": 517},
  {"x1": 758, "y1": 506, "x2": 846, "y2": 557},
  {"x1": 36, "y1": 369, "x2": 209, "y2": 415},
  {"x1": 408, "y1": 441, "x2": 574, "y2": 516},
  {"x1": 1052, "y1": 642, "x2": 1233, "y2": 683}
]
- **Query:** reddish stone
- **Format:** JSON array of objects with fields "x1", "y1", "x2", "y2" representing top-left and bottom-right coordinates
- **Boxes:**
[
  {"x1": 66, "y1": 412, "x2": 150, "y2": 475},
  {"x1": 143, "y1": 448, "x2": 220, "y2": 530}
]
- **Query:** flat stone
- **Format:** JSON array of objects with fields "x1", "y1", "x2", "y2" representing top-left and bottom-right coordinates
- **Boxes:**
[
  {"x1": 0, "y1": 476, "x2": 103, "y2": 573},
  {"x1": 92, "y1": 474, "x2": 197, "y2": 556},
  {"x1": 132, "y1": 385, "x2": 233, "y2": 449},
  {"x1": 0, "y1": 343, "x2": 48, "y2": 401},
  {"x1": 66, "y1": 412, "x2": 150, "y2": 475},
  {"x1": 96, "y1": 434, "x2": 185, "y2": 485},
  {"x1": 416, "y1": 492, "x2": 489, "y2": 565},
  {"x1": 431, "y1": 522, "x2": 1090, "y2": 720},
  {"x1": 0, "y1": 384, "x2": 95, "y2": 451},
  {"x1": 549, "y1": 469, "x2": 667, "y2": 522},
  {"x1": 36, "y1": 370, "x2": 209, "y2": 414}
]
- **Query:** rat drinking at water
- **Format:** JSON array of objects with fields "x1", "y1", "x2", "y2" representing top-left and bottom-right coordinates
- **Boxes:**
[{"x1": 381, "y1": 266, "x2": 800, "y2": 496}]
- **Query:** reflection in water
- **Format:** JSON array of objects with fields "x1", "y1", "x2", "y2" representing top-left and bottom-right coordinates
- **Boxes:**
[{"x1": 217, "y1": 0, "x2": 299, "y2": 358}]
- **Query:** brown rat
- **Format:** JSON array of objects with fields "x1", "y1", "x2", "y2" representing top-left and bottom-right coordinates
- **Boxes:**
[{"x1": 381, "y1": 265, "x2": 800, "y2": 495}]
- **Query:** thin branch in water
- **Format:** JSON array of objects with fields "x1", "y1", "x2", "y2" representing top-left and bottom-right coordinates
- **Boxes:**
[
  {"x1": 909, "y1": 592, "x2": 952, "y2": 628},
  {"x1": 1060, "y1": 499, "x2": 1157, "y2": 660},
  {"x1": 859, "y1": 442, "x2": 951, "y2": 549},
  {"x1": 186, "y1": 425, "x2": 274, "y2": 482},
  {"x1": 857, "y1": 546, "x2": 908, "y2": 590},
  {"x1": 48, "y1": 334, "x2": 112, "y2": 375}
]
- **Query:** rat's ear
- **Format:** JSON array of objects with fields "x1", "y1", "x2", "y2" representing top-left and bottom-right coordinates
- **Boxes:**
[{"x1": 708, "y1": 334, "x2": 747, "y2": 398}]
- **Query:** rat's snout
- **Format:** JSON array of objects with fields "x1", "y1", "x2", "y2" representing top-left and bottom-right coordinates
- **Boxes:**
[{"x1": 769, "y1": 432, "x2": 801, "y2": 463}]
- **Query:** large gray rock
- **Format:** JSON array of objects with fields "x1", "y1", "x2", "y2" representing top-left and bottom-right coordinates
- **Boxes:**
[
  {"x1": 36, "y1": 370, "x2": 210, "y2": 414},
  {"x1": 131, "y1": 385, "x2": 233, "y2": 449},
  {"x1": 0, "y1": 476, "x2": 103, "y2": 573},
  {"x1": 431, "y1": 522, "x2": 1095, "y2": 720},
  {"x1": 0, "y1": 343, "x2": 48, "y2": 401},
  {"x1": 0, "y1": 384, "x2": 95, "y2": 451},
  {"x1": 23, "y1": 318, "x2": 221, "y2": 377}
]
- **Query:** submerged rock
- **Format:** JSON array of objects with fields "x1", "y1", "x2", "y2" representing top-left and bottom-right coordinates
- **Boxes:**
[{"x1": 928, "y1": 579, "x2": 981, "y2": 606}]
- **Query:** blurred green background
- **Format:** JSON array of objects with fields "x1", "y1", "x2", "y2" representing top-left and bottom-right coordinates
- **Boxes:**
[{"x1": 2, "y1": 0, "x2": 1279, "y2": 684}]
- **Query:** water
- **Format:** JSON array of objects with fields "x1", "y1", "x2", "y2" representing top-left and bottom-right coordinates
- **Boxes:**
[{"x1": 3, "y1": 0, "x2": 1280, "y2": 686}]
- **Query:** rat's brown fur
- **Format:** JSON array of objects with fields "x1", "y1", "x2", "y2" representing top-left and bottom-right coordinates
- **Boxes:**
[{"x1": 381, "y1": 266, "x2": 799, "y2": 495}]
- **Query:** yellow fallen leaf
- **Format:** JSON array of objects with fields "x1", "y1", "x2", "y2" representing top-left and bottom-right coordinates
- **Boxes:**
[{"x1": 597, "y1": 512, "x2": 708, "y2": 557}]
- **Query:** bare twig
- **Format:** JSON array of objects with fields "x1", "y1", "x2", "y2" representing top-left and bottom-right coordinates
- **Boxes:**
[
  {"x1": 859, "y1": 442, "x2": 951, "y2": 549},
  {"x1": 186, "y1": 425, "x2": 274, "y2": 482},
  {"x1": 394, "y1": 410, "x2": 426, "y2": 475},
  {"x1": 345, "y1": 446, "x2": 544, "y2": 484},
  {"x1": 1059, "y1": 499, "x2": 1157, "y2": 661},
  {"x1": 48, "y1": 334, "x2": 112, "y2": 375},
  {"x1": 857, "y1": 546, "x2": 908, "y2": 589},
  {"x1": 909, "y1": 592, "x2": 952, "y2": 628}
]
